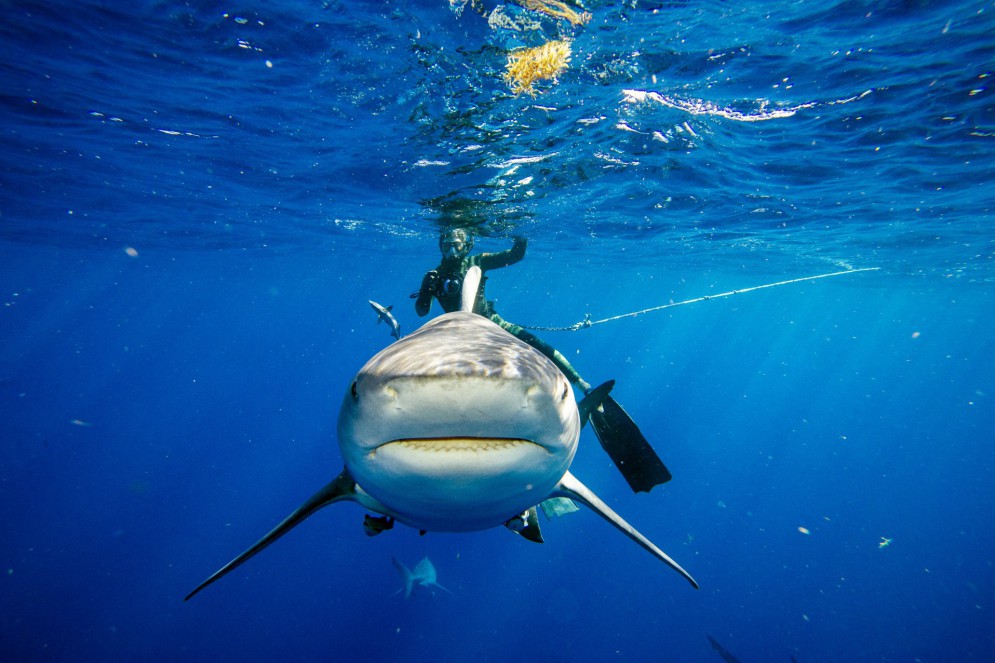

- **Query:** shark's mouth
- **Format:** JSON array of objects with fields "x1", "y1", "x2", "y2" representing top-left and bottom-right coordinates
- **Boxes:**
[
  {"x1": 372, "y1": 437, "x2": 544, "y2": 456},
  {"x1": 358, "y1": 436, "x2": 557, "y2": 487},
  {"x1": 352, "y1": 436, "x2": 563, "y2": 531}
]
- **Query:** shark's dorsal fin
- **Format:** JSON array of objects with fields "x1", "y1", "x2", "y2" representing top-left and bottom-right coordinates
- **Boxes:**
[
  {"x1": 552, "y1": 471, "x2": 699, "y2": 589},
  {"x1": 460, "y1": 265, "x2": 482, "y2": 313},
  {"x1": 185, "y1": 470, "x2": 360, "y2": 600}
]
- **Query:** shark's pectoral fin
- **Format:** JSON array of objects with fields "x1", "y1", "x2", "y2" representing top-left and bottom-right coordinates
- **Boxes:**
[
  {"x1": 504, "y1": 506, "x2": 544, "y2": 543},
  {"x1": 552, "y1": 471, "x2": 699, "y2": 589},
  {"x1": 185, "y1": 469, "x2": 359, "y2": 601}
]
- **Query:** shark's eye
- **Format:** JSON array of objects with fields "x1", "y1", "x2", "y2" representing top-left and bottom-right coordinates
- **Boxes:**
[
  {"x1": 561, "y1": 384, "x2": 569, "y2": 401},
  {"x1": 350, "y1": 381, "x2": 359, "y2": 400}
]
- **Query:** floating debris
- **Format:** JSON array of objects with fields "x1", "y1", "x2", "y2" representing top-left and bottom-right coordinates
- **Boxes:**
[
  {"x1": 505, "y1": 40, "x2": 571, "y2": 96},
  {"x1": 516, "y1": 0, "x2": 591, "y2": 26}
]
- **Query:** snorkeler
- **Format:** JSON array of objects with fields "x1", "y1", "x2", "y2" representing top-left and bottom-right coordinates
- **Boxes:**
[
  {"x1": 414, "y1": 229, "x2": 591, "y2": 392},
  {"x1": 413, "y1": 228, "x2": 672, "y2": 493}
]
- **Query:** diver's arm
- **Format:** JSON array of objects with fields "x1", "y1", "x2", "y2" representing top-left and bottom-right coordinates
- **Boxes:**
[
  {"x1": 478, "y1": 236, "x2": 527, "y2": 270},
  {"x1": 414, "y1": 270, "x2": 438, "y2": 317}
]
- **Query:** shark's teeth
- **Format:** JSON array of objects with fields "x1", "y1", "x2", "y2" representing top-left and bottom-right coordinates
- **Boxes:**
[{"x1": 386, "y1": 438, "x2": 534, "y2": 453}]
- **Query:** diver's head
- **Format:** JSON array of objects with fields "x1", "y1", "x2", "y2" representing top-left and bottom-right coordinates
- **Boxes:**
[{"x1": 439, "y1": 228, "x2": 473, "y2": 261}]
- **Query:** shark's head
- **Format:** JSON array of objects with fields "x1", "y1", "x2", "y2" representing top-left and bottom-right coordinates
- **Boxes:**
[{"x1": 338, "y1": 312, "x2": 580, "y2": 531}]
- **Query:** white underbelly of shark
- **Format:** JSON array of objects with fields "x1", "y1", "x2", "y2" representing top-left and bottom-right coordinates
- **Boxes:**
[{"x1": 359, "y1": 436, "x2": 556, "y2": 531}]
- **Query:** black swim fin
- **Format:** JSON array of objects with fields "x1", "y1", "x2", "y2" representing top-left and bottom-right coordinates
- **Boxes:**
[{"x1": 589, "y1": 394, "x2": 672, "y2": 493}]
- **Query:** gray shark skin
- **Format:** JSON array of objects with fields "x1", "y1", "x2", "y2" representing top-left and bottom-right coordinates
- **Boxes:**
[
  {"x1": 369, "y1": 300, "x2": 401, "y2": 340},
  {"x1": 186, "y1": 267, "x2": 697, "y2": 600}
]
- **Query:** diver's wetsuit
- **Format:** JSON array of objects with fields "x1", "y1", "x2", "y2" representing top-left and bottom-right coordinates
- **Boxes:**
[{"x1": 415, "y1": 237, "x2": 589, "y2": 391}]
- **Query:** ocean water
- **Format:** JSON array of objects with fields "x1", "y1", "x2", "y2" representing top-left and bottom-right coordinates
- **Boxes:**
[{"x1": 1, "y1": 1, "x2": 993, "y2": 661}]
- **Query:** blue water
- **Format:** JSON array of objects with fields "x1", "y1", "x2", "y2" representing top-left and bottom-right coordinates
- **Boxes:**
[{"x1": 1, "y1": 1, "x2": 993, "y2": 661}]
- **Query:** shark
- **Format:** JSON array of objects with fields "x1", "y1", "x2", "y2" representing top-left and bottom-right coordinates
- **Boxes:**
[
  {"x1": 185, "y1": 266, "x2": 697, "y2": 600},
  {"x1": 392, "y1": 556, "x2": 451, "y2": 598},
  {"x1": 369, "y1": 300, "x2": 401, "y2": 340}
]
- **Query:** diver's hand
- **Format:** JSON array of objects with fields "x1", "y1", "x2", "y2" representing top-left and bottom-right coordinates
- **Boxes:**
[
  {"x1": 420, "y1": 270, "x2": 439, "y2": 294},
  {"x1": 415, "y1": 270, "x2": 438, "y2": 316}
]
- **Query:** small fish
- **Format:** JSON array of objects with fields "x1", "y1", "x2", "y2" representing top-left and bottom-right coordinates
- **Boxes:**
[{"x1": 369, "y1": 300, "x2": 401, "y2": 340}]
